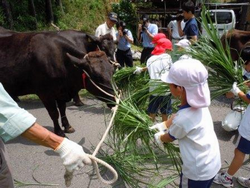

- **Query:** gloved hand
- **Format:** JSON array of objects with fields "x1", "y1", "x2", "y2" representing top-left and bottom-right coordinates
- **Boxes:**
[
  {"x1": 154, "y1": 131, "x2": 165, "y2": 147},
  {"x1": 230, "y1": 82, "x2": 241, "y2": 96},
  {"x1": 133, "y1": 66, "x2": 144, "y2": 74},
  {"x1": 149, "y1": 122, "x2": 168, "y2": 132},
  {"x1": 55, "y1": 138, "x2": 92, "y2": 187}
]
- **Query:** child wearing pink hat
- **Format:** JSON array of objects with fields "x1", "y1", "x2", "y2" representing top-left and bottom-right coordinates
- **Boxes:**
[
  {"x1": 134, "y1": 35, "x2": 173, "y2": 122},
  {"x1": 150, "y1": 59, "x2": 221, "y2": 188}
]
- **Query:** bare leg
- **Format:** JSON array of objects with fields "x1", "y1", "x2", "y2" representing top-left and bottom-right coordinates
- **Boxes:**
[
  {"x1": 162, "y1": 114, "x2": 168, "y2": 122},
  {"x1": 149, "y1": 113, "x2": 156, "y2": 122},
  {"x1": 227, "y1": 148, "x2": 246, "y2": 176}
]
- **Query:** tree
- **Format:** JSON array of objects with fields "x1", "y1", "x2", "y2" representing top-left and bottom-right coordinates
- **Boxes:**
[
  {"x1": 45, "y1": 0, "x2": 54, "y2": 23},
  {"x1": 28, "y1": 0, "x2": 37, "y2": 29},
  {"x1": 1, "y1": 0, "x2": 13, "y2": 29}
]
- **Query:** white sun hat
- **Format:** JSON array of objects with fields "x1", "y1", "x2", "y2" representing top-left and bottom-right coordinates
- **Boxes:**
[
  {"x1": 175, "y1": 39, "x2": 191, "y2": 49},
  {"x1": 161, "y1": 58, "x2": 210, "y2": 108}
]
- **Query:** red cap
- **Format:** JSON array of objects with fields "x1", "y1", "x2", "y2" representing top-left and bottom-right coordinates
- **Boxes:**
[
  {"x1": 151, "y1": 38, "x2": 172, "y2": 55},
  {"x1": 152, "y1": 33, "x2": 166, "y2": 44}
]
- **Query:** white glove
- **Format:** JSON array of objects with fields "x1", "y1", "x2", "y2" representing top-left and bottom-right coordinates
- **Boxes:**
[
  {"x1": 154, "y1": 131, "x2": 165, "y2": 147},
  {"x1": 55, "y1": 138, "x2": 92, "y2": 186},
  {"x1": 230, "y1": 82, "x2": 241, "y2": 96},
  {"x1": 133, "y1": 66, "x2": 143, "y2": 74},
  {"x1": 149, "y1": 122, "x2": 168, "y2": 132}
]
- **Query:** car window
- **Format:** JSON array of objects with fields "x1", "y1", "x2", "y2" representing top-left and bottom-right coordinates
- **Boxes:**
[
  {"x1": 216, "y1": 12, "x2": 232, "y2": 24},
  {"x1": 206, "y1": 11, "x2": 232, "y2": 24}
]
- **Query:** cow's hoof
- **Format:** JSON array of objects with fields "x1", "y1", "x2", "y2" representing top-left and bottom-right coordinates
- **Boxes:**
[
  {"x1": 74, "y1": 101, "x2": 84, "y2": 106},
  {"x1": 64, "y1": 126, "x2": 75, "y2": 133}
]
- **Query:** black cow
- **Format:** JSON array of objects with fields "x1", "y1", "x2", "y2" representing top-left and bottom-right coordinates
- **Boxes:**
[
  {"x1": 0, "y1": 31, "x2": 116, "y2": 137},
  {"x1": 0, "y1": 27, "x2": 117, "y2": 106},
  {"x1": 56, "y1": 30, "x2": 117, "y2": 106}
]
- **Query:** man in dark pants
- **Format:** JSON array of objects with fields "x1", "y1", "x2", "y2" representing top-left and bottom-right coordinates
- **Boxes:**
[
  {"x1": 137, "y1": 14, "x2": 158, "y2": 64},
  {"x1": 116, "y1": 21, "x2": 134, "y2": 67}
]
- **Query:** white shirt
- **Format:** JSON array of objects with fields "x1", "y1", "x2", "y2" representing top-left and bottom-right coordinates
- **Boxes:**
[
  {"x1": 169, "y1": 107, "x2": 221, "y2": 180},
  {"x1": 168, "y1": 20, "x2": 185, "y2": 39},
  {"x1": 146, "y1": 53, "x2": 172, "y2": 95},
  {"x1": 95, "y1": 22, "x2": 117, "y2": 41},
  {"x1": 239, "y1": 101, "x2": 250, "y2": 141}
]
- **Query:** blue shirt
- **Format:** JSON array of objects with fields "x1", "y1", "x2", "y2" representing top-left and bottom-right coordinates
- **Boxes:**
[
  {"x1": 0, "y1": 83, "x2": 36, "y2": 142},
  {"x1": 141, "y1": 23, "x2": 158, "y2": 48},
  {"x1": 183, "y1": 18, "x2": 199, "y2": 39},
  {"x1": 116, "y1": 29, "x2": 133, "y2": 51}
]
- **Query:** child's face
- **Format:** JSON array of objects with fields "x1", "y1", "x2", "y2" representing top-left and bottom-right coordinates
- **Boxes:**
[
  {"x1": 183, "y1": 10, "x2": 192, "y2": 20},
  {"x1": 169, "y1": 83, "x2": 182, "y2": 98},
  {"x1": 244, "y1": 61, "x2": 250, "y2": 72}
]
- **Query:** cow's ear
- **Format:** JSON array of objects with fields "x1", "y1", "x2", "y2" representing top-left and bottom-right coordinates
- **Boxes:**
[
  {"x1": 86, "y1": 34, "x2": 100, "y2": 43},
  {"x1": 66, "y1": 53, "x2": 88, "y2": 68}
]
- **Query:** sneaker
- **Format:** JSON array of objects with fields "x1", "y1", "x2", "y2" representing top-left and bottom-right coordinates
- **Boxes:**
[
  {"x1": 213, "y1": 172, "x2": 233, "y2": 187},
  {"x1": 237, "y1": 177, "x2": 250, "y2": 188}
]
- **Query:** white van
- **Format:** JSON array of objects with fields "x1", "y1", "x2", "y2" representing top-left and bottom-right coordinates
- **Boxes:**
[{"x1": 202, "y1": 9, "x2": 236, "y2": 38}]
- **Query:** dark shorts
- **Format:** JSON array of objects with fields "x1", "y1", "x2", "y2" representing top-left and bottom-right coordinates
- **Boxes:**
[
  {"x1": 236, "y1": 135, "x2": 250, "y2": 154},
  {"x1": 147, "y1": 95, "x2": 172, "y2": 114},
  {"x1": 180, "y1": 172, "x2": 214, "y2": 188}
]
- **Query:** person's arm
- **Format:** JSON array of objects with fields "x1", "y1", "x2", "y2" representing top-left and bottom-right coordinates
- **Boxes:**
[
  {"x1": 21, "y1": 122, "x2": 63, "y2": 149},
  {"x1": 190, "y1": 35, "x2": 198, "y2": 42},
  {"x1": 145, "y1": 24, "x2": 158, "y2": 40},
  {"x1": 238, "y1": 91, "x2": 250, "y2": 104},
  {"x1": 137, "y1": 24, "x2": 142, "y2": 43},
  {"x1": 167, "y1": 21, "x2": 172, "y2": 40},
  {"x1": 178, "y1": 21, "x2": 185, "y2": 37},
  {"x1": 124, "y1": 30, "x2": 134, "y2": 44},
  {"x1": 160, "y1": 133, "x2": 174, "y2": 143}
]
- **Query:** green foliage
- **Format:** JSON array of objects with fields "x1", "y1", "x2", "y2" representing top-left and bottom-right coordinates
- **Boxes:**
[
  {"x1": 2, "y1": 0, "x2": 111, "y2": 33},
  {"x1": 112, "y1": 0, "x2": 138, "y2": 40},
  {"x1": 0, "y1": 7, "x2": 5, "y2": 26},
  {"x1": 187, "y1": 7, "x2": 246, "y2": 99}
]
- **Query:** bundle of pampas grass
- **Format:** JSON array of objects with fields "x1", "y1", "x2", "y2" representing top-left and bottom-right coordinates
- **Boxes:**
[{"x1": 186, "y1": 7, "x2": 247, "y2": 99}]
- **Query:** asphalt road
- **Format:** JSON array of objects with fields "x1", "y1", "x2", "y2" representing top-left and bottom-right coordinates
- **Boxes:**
[{"x1": 6, "y1": 96, "x2": 250, "y2": 188}]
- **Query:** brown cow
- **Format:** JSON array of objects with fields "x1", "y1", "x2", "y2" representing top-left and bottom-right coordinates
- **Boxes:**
[
  {"x1": 0, "y1": 31, "x2": 116, "y2": 137},
  {"x1": 221, "y1": 29, "x2": 250, "y2": 61}
]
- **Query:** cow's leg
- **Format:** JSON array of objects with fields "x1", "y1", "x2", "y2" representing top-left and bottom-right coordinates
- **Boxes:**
[
  {"x1": 73, "y1": 93, "x2": 84, "y2": 106},
  {"x1": 39, "y1": 97, "x2": 66, "y2": 137},
  {"x1": 57, "y1": 100, "x2": 75, "y2": 133}
]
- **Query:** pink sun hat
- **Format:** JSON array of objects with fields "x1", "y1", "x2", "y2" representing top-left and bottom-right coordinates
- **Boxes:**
[{"x1": 161, "y1": 58, "x2": 210, "y2": 108}]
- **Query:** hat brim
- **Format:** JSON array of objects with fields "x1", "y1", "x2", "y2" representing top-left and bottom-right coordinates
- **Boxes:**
[
  {"x1": 160, "y1": 71, "x2": 175, "y2": 84},
  {"x1": 185, "y1": 81, "x2": 211, "y2": 108},
  {"x1": 109, "y1": 17, "x2": 118, "y2": 22}
]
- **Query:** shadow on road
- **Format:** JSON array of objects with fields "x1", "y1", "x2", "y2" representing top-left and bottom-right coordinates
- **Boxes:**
[{"x1": 214, "y1": 121, "x2": 238, "y2": 142}]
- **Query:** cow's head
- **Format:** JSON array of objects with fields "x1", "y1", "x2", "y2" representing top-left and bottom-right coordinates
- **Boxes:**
[
  {"x1": 86, "y1": 33, "x2": 117, "y2": 63},
  {"x1": 67, "y1": 51, "x2": 116, "y2": 108}
]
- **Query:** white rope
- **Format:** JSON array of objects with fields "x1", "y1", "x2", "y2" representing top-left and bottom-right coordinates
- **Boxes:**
[
  {"x1": 87, "y1": 96, "x2": 120, "y2": 184},
  {"x1": 82, "y1": 69, "x2": 115, "y2": 98},
  {"x1": 80, "y1": 56, "x2": 119, "y2": 184}
]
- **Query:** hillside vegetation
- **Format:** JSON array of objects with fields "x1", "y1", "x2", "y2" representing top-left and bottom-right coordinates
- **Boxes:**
[{"x1": 0, "y1": 0, "x2": 114, "y2": 34}]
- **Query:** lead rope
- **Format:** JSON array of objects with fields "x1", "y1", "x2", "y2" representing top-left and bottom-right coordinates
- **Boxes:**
[
  {"x1": 86, "y1": 95, "x2": 120, "y2": 184},
  {"x1": 79, "y1": 55, "x2": 118, "y2": 184},
  {"x1": 64, "y1": 96, "x2": 119, "y2": 186},
  {"x1": 82, "y1": 69, "x2": 115, "y2": 98}
]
